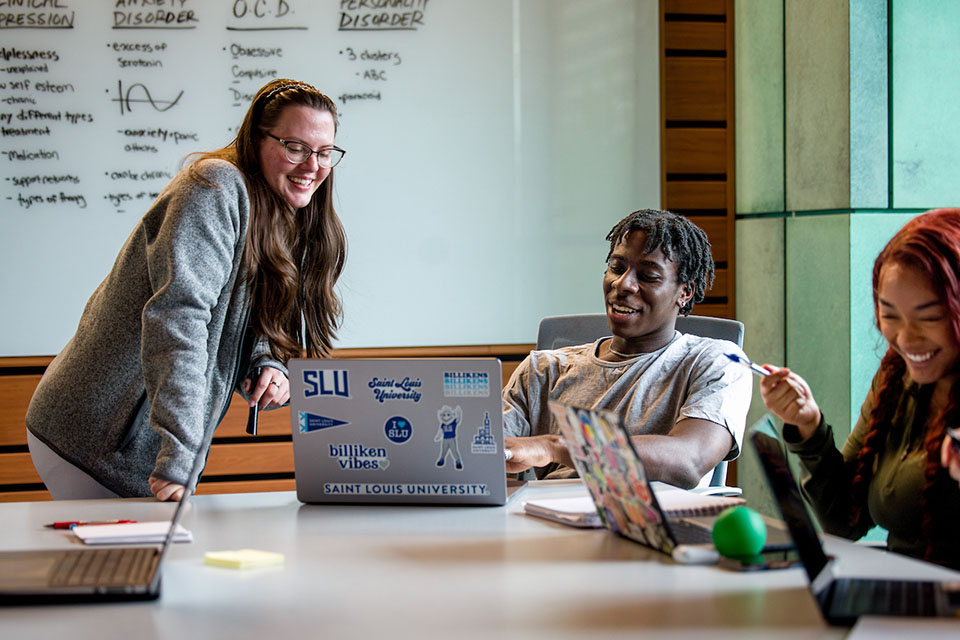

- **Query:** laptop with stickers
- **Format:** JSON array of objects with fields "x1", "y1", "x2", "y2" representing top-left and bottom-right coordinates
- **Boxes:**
[
  {"x1": 547, "y1": 401, "x2": 794, "y2": 563},
  {"x1": 288, "y1": 358, "x2": 508, "y2": 505}
]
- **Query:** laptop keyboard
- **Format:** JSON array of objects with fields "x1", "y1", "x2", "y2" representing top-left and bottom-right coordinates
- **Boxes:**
[
  {"x1": 669, "y1": 518, "x2": 715, "y2": 545},
  {"x1": 49, "y1": 548, "x2": 157, "y2": 588},
  {"x1": 831, "y1": 577, "x2": 938, "y2": 617}
]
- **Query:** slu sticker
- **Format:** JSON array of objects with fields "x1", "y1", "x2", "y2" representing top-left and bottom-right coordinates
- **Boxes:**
[
  {"x1": 384, "y1": 416, "x2": 412, "y2": 444},
  {"x1": 471, "y1": 411, "x2": 497, "y2": 454},
  {"x1": 329, "y1": 444, "x2": 390, "y2": 470},
  {"x1": 299, "y1": 411, "x2": 348, "y2": 433},
  {"x1": 443, "y1": 371, "x2": 490, "y2": 398},
  {"x1": 367, "y1": 376, "x2": 422, "y2": 403},
  {"x1": 303, "y1": 369, "x2": 350, "y2": 398}
]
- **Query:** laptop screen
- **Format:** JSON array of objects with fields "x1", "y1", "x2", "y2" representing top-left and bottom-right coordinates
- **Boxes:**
[{"x1": 750, "y1": 430, "x2": 829, "y2": 582}]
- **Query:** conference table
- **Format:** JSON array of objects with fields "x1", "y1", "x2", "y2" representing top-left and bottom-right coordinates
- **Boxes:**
[{"x1": 2, "y1": 481, "x2": 959, "y2": 639}]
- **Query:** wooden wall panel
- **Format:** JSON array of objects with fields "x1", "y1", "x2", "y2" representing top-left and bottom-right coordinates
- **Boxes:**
[
  {"x1": 0, "y1": 453, "x2": 43, "y2": 485},
  {"x1": 196, "y1": 479, "x2": 296, "y2": 495},
  {"x1": 665, "y1": 22, "x2": 726, "y2": 50},
  {"x1": 0, "y1": 490, "x2": 51, "y2": 503},
  {"x1": 661, "y1": 0, "x2": 736, "y2": 362},
  {"x1": 709, "y1": 269, "x2": 729, "y2": 298},
  {"x1": 665, "y1": 0, "x2": 725, "y2": 14},
  {"x1": 663, "y1": 129, "x2": 728, "y2": 174},
  {"x1": 205, "y1": 442, "x2": 294, "y2": 476},
  {"x1": 666, "y1": 181, "x2": 728, "y2": 210},
  {"x1": 688, "y1": 216, "x2": 729, "y2": 263},
  {"x1": 0, "y1": 374, "x2": 39, "y2": 446},
  {"x1": 664, "y1": 58, "x2": 727, "y2": 121}
]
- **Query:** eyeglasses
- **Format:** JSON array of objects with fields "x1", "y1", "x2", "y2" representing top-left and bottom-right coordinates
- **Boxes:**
[{"x1": 264, "y1": 133, "x2": 345, "y2": 168}]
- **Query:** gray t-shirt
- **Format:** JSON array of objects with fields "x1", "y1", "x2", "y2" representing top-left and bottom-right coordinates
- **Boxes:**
[{"x1": 502, "y1": 332, "x2": 752, "y2": 483}]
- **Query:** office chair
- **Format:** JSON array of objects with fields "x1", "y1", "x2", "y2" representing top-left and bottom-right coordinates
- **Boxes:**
[{"x1": 534, "y1": 313, "x2": 745, "y2": 487}]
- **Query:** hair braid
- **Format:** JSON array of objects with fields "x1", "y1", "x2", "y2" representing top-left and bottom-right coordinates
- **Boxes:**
[
  {"x1": 848, "y1": 351, "x2": 905, "y2": 528},
  {"x1": 921, "y1": 380, "x2": 960, "y2": 561}
]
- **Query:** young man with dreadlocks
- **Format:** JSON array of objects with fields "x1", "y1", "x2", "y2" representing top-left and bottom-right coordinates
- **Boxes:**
[{"x1": 502, "y1": 209, "x2": 752, "y2": 488}]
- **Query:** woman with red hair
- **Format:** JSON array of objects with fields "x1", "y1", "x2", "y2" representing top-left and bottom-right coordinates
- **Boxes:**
[{"x1": 760, "y1": 208, "x2": 960, "y2": 569}]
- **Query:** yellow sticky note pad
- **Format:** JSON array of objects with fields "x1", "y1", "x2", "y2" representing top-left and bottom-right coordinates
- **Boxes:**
[{"x1": 204, "y1": 549, "x2": 285, "y2": 569}]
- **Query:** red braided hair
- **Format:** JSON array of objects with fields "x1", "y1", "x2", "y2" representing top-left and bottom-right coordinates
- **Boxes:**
[{"x1": 848, "y1": 352, "x2": 904, "y2": 527}]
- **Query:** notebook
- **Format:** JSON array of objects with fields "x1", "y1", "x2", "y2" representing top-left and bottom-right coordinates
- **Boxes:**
[
  {"x1": 547, "y1": 401, "x2": 792, "y2": 563},
  {"x1": 524, "y1": 485, "x2": 746, "y2": 528},
  {"x1": 751, "y1": 430, "x2": 960, "y2": 624},
  {"x1": 288, "y1": 358, "x2": 509, "y2": 505},
  {"x1": 0, "y1": 457, "x2": 199, "y2": 605}
]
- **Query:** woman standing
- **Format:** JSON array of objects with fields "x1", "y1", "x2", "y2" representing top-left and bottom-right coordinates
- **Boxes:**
[
  {"x1": 760, "y1": 208, "x2": 960, "y2": 569},
  {"x1": 26, "y1": 79, "x2": 347, "y2": 501}
]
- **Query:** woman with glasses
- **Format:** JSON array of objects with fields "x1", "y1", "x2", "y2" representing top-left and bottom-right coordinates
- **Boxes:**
[{"x1": 26, "y1": 79, "x2": 347, "y2": 501}]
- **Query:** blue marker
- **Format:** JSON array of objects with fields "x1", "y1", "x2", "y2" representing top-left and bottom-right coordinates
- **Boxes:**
[{"x1": 725, "y1": 353, "x2": 770, "y2": 377}]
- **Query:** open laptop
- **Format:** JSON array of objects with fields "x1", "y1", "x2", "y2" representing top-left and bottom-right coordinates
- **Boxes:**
[
  {"x1": 0, "y1": 452, "x2": 200, "y2": 605},
  {"x1": 751, "y1": 429, "x2": 960, "y2": 624},
  {"x1": 288, "y1": 358, "x2": 508, "y2": 505},
  {"x1": 547, "y1": 401, "x2": 792, "y2": 562}
]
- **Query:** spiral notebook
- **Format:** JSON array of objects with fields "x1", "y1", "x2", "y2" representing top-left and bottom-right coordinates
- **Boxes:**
[{"x1": 524, "y1": 487, "x2": 745, "y2": 528}]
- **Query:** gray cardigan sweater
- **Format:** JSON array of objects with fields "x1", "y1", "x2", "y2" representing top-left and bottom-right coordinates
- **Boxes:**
[{"x1": 26, "y1": 159, "x2": 283, "y2": 497}]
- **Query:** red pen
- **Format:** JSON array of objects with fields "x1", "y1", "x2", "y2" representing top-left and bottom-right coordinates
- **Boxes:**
[{"x1": 44, "y1": 519, "x2": 137, "y2": 529}]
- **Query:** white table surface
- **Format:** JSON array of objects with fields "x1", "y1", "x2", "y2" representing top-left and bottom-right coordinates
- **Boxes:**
[{"x1": 2, "y1": 480, "x2": 958, "y2": 640}]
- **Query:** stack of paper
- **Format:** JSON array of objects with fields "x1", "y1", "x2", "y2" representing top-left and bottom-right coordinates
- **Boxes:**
[{"x1": 72, "y1": 521, "x2": 192, "y2": 545}]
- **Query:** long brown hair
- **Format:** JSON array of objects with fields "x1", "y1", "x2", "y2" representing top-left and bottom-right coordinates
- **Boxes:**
[
  {"x1": 849, "y1": 208, "x2": 960, "y2": 562},
  {"x1": 188, "y1": 79, "x2": 347, "y2": 361}
]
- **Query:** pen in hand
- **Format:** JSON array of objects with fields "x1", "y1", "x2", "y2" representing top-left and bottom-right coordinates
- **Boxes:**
[
  {"x1": 724, "y1": 353, "x2": 770, "y2": 377},
  {"x1": 246, "y1": 367, "x2": 261, "y2": 436}
]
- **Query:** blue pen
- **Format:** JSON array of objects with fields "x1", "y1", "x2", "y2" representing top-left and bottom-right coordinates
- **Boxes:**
[{"x1": 724, "y1": 352, "x2": 770, "y2": 377}]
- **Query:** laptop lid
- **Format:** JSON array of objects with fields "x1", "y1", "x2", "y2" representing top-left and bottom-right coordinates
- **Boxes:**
[
  {"x1": 547, "y1": 400, "x2": 682, "y2": 554},
  {"x1": 0, "y1": 424, "x2": 206, "y2": 604},
  {"x1": 750, "y1": 430, "x2": 832, "y2": 587},
  {"x1": 288, "y1": 358, "x2": 507, "y2": 505}
]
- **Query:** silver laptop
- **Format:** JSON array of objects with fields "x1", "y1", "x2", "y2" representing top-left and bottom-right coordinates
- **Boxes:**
[
  {"x1": 0, "y1": 447, "x2": 202, "y2": 605},
  {"x1": 288, "y1": 358, "x2": 508, "y2": 505}
]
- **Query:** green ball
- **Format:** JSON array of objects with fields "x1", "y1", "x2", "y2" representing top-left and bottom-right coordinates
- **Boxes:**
[{"x1": 712, "y1": 506, "x2": 767, "y2": 559}]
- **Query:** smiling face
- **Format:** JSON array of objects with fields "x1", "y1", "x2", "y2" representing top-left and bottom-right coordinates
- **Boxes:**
[
  {"x1": 258, "y1": 104, "x2": 336, "y2": 209},
  {"x1": 877, "y1": 261, "x2": 960, "y2": 385},
  {"x1": 602, "y1": 230, "x2": 692, "y2": 354}
]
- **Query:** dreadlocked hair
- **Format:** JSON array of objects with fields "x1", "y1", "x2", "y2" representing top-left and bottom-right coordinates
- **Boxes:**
[
  {"x1": 185, "y1": 79, "x2": 346, "y2": 362},
  {"x1": 605, "y1": 209, "x2": 714, "y2": 316}
]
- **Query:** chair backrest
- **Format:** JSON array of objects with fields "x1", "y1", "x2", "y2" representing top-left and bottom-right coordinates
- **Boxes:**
[
  {"x1": 534, "y1": 313, "x2": 745, "y2": 487},
  {"x1": 536, "y1": 313, "x2": 744, "y2": 350}
]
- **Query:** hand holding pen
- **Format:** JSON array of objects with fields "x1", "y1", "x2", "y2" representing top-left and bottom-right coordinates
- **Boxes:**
[
  {"x1": 243, "y1": 366, "x2": 291, "y2": 435},
  {"x1": 726, "y1": 353, "x2": 822, "y2": 440}
]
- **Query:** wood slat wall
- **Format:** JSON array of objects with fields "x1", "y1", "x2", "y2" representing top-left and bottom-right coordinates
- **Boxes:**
[{"x1": 661, "y1": 0, "x2": 736, "y2": 321}]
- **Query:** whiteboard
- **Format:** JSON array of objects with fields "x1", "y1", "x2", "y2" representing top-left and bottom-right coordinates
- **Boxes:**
[{"x1": 0, "y1": 0, "x2": 659, "y2": 356}]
